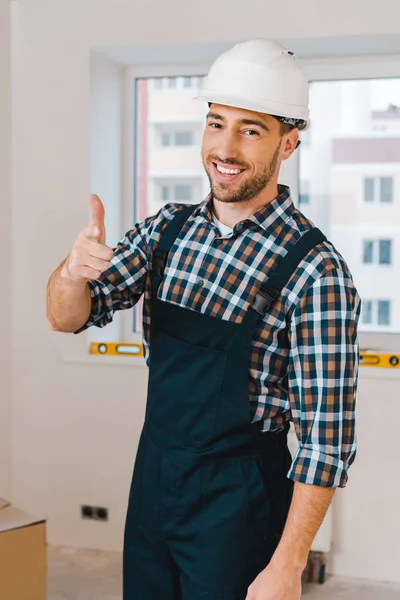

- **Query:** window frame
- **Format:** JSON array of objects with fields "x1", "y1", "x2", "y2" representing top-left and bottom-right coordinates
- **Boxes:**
[{"x1": 90, "y1": 53, "x2": 400, "y2": 352}]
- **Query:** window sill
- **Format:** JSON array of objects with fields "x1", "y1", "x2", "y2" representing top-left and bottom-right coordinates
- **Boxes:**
[
  {"x1": 63, "y1": 354, "x2": 147, "y2": 368},
  {"x1": 359, "y1": 367, "x2": 400, "y2": 380}
]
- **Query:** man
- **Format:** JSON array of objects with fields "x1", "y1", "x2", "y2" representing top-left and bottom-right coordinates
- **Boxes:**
[{"x1": 47, "y1": 39, "x2": 360, "y2": 600}]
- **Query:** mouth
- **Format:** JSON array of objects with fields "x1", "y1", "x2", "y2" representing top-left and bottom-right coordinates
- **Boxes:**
[{"x1": 212, "y1": 162, "x2": 246, "y2": 183}]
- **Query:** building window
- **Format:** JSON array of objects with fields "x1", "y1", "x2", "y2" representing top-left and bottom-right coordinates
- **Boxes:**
[
  {"x1": 159, "y1": 183, "x2": 194, "y2": 203},
  {"x1": 364, "y1": 178, "x2": 375, "y2": 203},
  {"x1": 161, "y1": 132, "x2": 171, "y2": 147},
  {"x1": 378, "y1": 300, "x2": 391, "y2": 325},
  {"x1": 151, "y1": 75, "x2": 205, "y2": 92},
  {"x1": 175, "y1": 131, "x2": 193, "y2": 146},
  {"x1": 379, "y1": 239, "x2": 392, "y2": 265},
  {"x1": 362, "y1": 239, "x2": 392, "y2": 265},
  {"x1": 299, "y1": 180, "x2": 310, "y2": 206},
  {"x1": 364, "y1": 176, "x2": 394, "y2": 203},
  {"x1": 362, "y1": 300, "x2": 391, "y2": 326},
  {"x1": 363, "y1": 240, "x2": 374, "y2": 263},
  {"x1": 362, "y1": 301, "x2": 373, "y2": 325},
  {"x1": 380, "y1": 177, "x2": 394, "y2": 203},
  {"x1": 160, "y1": 129, "x2": 194, "y2": 147},
  {"x1": 175, "y1": 184, "x2": 192, "y2": 201}
]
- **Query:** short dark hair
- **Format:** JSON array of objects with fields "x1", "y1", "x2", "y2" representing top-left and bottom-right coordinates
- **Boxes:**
[{"x1": 279, "y1": 122, "x2": 295, "y2": 136}]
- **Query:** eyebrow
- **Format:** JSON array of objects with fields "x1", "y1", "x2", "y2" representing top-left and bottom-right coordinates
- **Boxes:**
[{"x1": 206, "y1": 112, "x2": 270, "y2": 132}]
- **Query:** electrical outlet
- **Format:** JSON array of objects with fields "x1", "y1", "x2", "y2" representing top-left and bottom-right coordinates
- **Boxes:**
[
  {"x1": 81, "y1": 505, "x2": 94, "y2": 519},
  {"x1": 81, "y1": 505, "x2": 109, "y2": 521},
  {"x1": 95, "y1": 507, "x2": 108, "y2": 521}
]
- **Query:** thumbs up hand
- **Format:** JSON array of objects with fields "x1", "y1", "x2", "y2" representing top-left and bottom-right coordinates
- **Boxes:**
[{"x1": 63, "y1": 195, "x2": 114, "y2": 284}]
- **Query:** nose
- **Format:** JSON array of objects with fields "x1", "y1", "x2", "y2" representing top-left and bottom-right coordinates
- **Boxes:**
[{"x1": 215, "y1": 129, "x2": 241, "y2": 164}]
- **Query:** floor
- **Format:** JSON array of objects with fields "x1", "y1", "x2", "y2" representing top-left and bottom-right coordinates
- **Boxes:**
[{"x1": 47, "y1": 546, "x2": 400, "y2": 600}]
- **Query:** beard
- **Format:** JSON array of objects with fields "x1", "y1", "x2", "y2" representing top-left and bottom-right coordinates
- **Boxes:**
[{"x1": 203, "y1": 141, "x2": 281, "y2": 204}]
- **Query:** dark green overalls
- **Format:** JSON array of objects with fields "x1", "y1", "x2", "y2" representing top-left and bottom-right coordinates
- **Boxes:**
[{"x1": 123, "y1": 204, "x2": 326, "y2": 599}]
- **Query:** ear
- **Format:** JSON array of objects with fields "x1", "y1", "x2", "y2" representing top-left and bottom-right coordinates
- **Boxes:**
[{"x1": 281, "y1": 129, "x2": 299, "y2": 160}]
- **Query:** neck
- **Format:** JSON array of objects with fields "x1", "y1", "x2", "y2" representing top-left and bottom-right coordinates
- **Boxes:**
[{"x1": 212, "y1": 182, "x2": 280, "y2": 229}]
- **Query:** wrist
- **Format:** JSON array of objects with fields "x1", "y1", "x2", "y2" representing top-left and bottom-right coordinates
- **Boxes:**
[
  {"x1": 60, "y1": 258, "x2": 87, "y2": 288},
  {"x1": 269, "y1": 544, "x2": 308, "y2": 575}
]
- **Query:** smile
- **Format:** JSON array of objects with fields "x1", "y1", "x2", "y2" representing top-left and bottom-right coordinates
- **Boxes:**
[{"x1": 212, "y1": 163, "x2": 246, "y2": 181}]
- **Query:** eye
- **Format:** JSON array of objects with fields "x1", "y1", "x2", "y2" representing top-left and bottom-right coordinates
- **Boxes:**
[
  {"x1": 243, "y1": 129, "x2": 260, "y2": 137},
  {"x1": 208, "y1": 122, "x2": 222, "y2": 129}
]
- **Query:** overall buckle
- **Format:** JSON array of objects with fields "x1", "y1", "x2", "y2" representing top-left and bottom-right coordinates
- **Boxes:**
[
  {"x1": 251, "y1": 283, "x2": 280, "y2": 315},
  {"x1": 153, "y1": 250, "x2": 167, "y2": 277}
]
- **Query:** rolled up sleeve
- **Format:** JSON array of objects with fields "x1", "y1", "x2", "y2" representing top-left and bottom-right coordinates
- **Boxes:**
[{"x1": 287, "y1": 267, "x2": 361, "y2": 488}]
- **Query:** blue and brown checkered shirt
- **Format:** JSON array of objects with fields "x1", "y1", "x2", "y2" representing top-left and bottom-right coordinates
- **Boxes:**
[{"x1": 78, "y1": 185, "x2": 361, "y2": 488}]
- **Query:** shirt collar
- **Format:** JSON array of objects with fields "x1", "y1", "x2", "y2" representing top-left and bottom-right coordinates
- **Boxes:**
[{"x1": 194, "y1": 185, "x2": 296, "y2": 235}]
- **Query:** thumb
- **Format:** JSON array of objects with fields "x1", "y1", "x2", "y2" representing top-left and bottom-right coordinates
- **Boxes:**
[
  {"x1": 88, "y1": 194, "x2": 106, "y2": 243},
  {"x1": 89, "y1": 194, "x2": 105, "y2": 229}
]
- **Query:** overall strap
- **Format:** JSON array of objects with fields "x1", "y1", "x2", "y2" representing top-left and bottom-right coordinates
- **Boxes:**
[
  {"x1": 245, "y1": 228, "x2": 328, "y2": 326},
  {"x1": 151, "y1": 204, "x2": 200, "y2": 294}
]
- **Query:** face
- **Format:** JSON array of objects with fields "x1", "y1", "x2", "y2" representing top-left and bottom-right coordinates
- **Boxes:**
[{"x1": 201, "y1": 104, "x2": 298, "y2": 204}]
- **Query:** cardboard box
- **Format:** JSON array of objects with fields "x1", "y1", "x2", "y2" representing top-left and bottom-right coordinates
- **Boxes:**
[{"x1": 0, "y1": 498, "x2": 47, "y2": 600}]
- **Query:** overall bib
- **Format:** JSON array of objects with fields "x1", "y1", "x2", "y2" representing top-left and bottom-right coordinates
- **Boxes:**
[{"x1": 123, "y1": 205, "x2": 326, "y2": 599}]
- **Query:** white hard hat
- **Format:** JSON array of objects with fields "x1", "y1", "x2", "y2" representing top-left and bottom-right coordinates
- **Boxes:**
[{"x1": 195, "y1": 39, "x2": 310, "y2": 131}]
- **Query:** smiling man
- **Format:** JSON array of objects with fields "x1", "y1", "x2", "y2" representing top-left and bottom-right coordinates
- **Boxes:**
[{"x1": 46, "y1": 39, "x2": 361, "y2": 600}]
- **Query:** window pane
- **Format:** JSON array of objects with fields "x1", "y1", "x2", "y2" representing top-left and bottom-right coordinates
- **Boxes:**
[
  {"x1": 364, "y1": 178, "x2": 375, "y2": 202},
  {"x1": 175, "y1": 131, "x2": 193, "y2": 146},
  {"x1": 380, "y1": 177, "x2": 393, "y2": 203},
  {"x1": 175, "y1": 184, "x2": 192, "y2": 201},
  {"x1": 379, "y1": 239, "x2": 392, "y2": 264},
  {"x1": 162, "y1": 185, "x2": 169, "y2": 202},
  {"x1": 362, "y1": 300, "x2": 373, "y2": 324},
  {"x1": 161, "y1": 132, "x2": 170, "y2": 146},
  {"x1": 134, "y1": 75, "x2": 207, "y2": 332},
  {"x1": 378, "y1": 300, "x2": 390, "y2": 325},
  {"x1": 363, "y1": 240, "x2": 374, "y2": 263},
  {"x1": 299, "y1": 77, "x2": 400, "y2": 334}
]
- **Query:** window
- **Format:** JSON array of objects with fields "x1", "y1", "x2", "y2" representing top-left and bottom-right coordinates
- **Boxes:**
[
  {"x1": 300, "y1": 76, "x2": 400, "y2": 339},
  {"x1": 299, "y1": 180, "x2": 311, "y2": 206},
  {"x1": 380, "y1": 177, "x2": 393, "y2": 203},
  {"x1": 379, "y1": 239, "x2": 392, "y2": 265},
  {"x1": 362, "y1": 300, "x2": 391, "y2": 326},
  {"x1": 363, "y1": 240, "x2": 374, "y2": 263},
  {"x1": 160, "y1": 183, "x2": 194, "y2": 203},
  {"x1": 175, "y1": 184, "x2": 192, "y2": 201},
  {"x1": 160, "y1": 129, "x2": 194, "y2": 147},
  {"x1": 132, "y1": 74, "x2": 208, "y2": 334},
  {"x1": 175, "y1": 131, "x2": 193, "y2": 146},
  {"x1": 151, "y1": 75, "x2": 205, "y2": 92},
  {"x1": 364, "y1": 177, "x2": 394, "y2": 203},
  {"x1": 362, "y1": 301, "x2": 373, "y2": 325},
  {"x1": 161, "y1": 132, "x2": 171, "y2": 147},
  {"x1": 362, "y1": 239, "x2": 392, "y2": 265},
  {"x1": 378, "y1": 300, "x2": 391, "y2": 325},
  {"x1": 364, "y1": 178, "x2": 375, "y2": 203}
]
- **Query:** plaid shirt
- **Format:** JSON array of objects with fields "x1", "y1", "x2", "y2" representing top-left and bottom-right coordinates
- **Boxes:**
[{"x1": 78, "y1": 185, "x2": 361, "y2": 488}]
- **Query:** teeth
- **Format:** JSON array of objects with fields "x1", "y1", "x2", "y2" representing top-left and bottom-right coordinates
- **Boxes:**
[{"x1": 216, "y1": 164, "x2": 242, "y2": 175}]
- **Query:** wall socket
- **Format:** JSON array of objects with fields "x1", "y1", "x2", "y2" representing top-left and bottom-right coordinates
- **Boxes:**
[{"x1": 81, "y1": 505, "x2": 109, "y2": 521}]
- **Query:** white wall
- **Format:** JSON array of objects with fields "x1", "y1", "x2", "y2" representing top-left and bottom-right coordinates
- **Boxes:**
[
  {"x1": 0, "y1": 0, "x2": 12, "y2": 501},
  {"x1": 9, "y1": 0, "x2": 400, "y2": 583}
]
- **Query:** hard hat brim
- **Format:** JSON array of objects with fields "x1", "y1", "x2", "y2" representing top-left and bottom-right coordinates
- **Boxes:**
[{"x1": 195, "y1": 90, "x2": 310, "y2": 131}]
